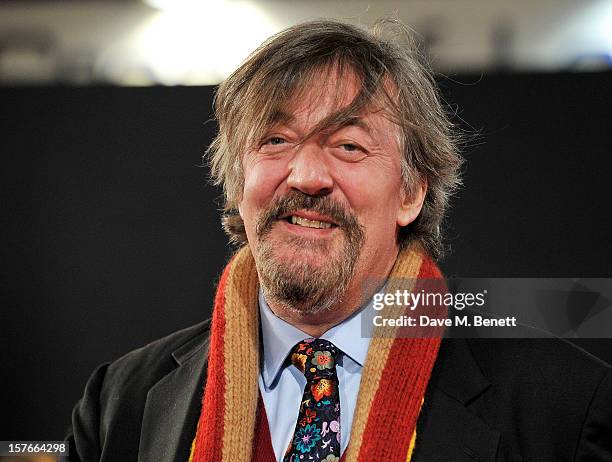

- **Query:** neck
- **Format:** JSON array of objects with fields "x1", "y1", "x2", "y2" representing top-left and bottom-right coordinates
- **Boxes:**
[{"x1": 267, "y1": 299, "x2": 360, "y2": 338}]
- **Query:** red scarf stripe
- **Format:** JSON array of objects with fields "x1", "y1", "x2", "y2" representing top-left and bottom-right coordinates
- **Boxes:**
[
  {"x1": 356, "y1": 254, "x2": 444, "y2": 460},
  {"x1": 192, "y1": 260, "x2": 232, "y2": 462}
]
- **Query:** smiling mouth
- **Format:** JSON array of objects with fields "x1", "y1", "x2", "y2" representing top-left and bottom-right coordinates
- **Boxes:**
[{"x1": 283, "y1": 215, "x2": 338, "y2": 230}]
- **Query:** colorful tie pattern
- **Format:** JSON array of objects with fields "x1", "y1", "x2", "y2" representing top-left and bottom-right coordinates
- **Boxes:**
[{"x1": 283, "y1": 338, "x2": 341, "y2": 462}]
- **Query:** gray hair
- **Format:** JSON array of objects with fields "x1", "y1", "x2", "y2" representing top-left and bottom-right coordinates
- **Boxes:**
[{"x1": 206, "y1": 19, "x2": 463, "y2": 259}]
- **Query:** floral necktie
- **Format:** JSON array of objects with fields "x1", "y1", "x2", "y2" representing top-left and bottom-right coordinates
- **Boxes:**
[{"x1": 283, "y1": 338, "x2": 341, "y2": 462}]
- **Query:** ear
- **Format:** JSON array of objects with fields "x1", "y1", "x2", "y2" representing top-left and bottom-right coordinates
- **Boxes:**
[{"x1": 397, "y1": 178, "x2": 427, "y2": 227}]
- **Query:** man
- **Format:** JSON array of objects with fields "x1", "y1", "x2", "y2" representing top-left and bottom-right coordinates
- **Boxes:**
[{"x1": 66, "y1": 20, "x2": 612, "y2": 461}]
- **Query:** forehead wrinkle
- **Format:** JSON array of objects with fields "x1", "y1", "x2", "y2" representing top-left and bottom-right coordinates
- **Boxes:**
[
  {"x1": 264, "y1": 80, "x2": 388, "y2": 143},
  {"x1": 336, "y1": 116, "x2": 372, "y2": 134},
  {"x1": 306, "y1": 105, "x2": 380, "y2": 142},
  {"x1": 265, "y1": 106, "x2": 364, "y2": 133},
  {"x1": 259, "y1": 98, "x2": 398, "y2": 156}
]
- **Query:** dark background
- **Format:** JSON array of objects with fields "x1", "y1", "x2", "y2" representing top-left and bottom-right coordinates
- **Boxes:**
[{"x1": 2, "y1": 72, "x2": 611, "y2": 440}]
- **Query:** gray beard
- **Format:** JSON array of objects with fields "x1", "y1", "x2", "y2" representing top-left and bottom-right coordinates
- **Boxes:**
[
  {"x1": 252, "y1": 191, "x2": 365, "y2": 315},
  {"x1": 257, "y1": 230, "x2": 363, "y2": 315}
]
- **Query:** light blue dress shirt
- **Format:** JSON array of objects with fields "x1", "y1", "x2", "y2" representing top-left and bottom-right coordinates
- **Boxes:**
[{"x1": 258, "y1": 290, "x2": 373, "y2": 461}]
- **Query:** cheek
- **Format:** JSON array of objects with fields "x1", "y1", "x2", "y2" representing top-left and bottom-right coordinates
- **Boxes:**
[
  {"x1": 336, "y1": 161, "x2": 402, "y2": 215},
  {"x1": 241, "y1": 158, "x2": 287, "y2": 219},
  {"x1": 335, "y1": 165, "x2": 404, "y2": 243}
]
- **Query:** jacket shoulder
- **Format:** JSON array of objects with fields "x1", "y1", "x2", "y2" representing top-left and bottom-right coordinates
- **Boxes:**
[
  {"x1": 466, "y1": 337, "x2": 611, "y2": 457},
  {"x1": 67, "y1": 319, "x2": 211, "y2": 461},
  {"x1": 103, "y1": 318, "x2": 211, "y2": 389},
  {"x1": 467, "y1": 336, "x2": 610, "y2": 385}
]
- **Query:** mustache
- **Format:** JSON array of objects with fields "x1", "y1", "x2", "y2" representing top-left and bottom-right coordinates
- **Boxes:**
[{"x1": 255, "y1": 191, "x2": 360, "y2": 238}]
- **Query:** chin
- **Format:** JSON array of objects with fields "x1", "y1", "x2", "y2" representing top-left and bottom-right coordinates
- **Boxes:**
[
  {"x1": 256, "y1": 242, "x2": 353, "y2": 313},
  {"x1": 272, "y1": 234, "x2": 339, "y2": 263}
]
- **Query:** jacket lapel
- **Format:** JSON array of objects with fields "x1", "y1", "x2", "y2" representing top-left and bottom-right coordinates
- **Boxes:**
[
  {"x1": 413, "y1": 338, "x2": 522, "y2": 462},
  {"x1": 137, "y1": 331, "x2": 210, "y2": 462}
]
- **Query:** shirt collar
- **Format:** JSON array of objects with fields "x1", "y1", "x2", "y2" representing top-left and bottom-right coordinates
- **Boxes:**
[{"x1": 259, "y1": 289, "x2": 372, "y2": 390}]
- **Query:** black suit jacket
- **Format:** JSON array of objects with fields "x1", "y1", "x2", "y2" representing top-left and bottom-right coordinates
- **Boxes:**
[{"x1": 66, "y1": 320, "x2": 612, "y2": 461}]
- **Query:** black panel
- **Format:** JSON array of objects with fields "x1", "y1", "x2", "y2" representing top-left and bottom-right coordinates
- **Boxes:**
[{"x1": 1, "y1": 72, "x2": 611, "y2": 439}]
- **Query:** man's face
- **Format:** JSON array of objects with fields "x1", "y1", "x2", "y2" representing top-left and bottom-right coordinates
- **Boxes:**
[{"x1": 239, "y1": 70, "x2": 424, "y2": 315}]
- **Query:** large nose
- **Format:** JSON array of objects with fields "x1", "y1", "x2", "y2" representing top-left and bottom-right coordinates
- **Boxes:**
[{"x1": 286, "y1": 142, "x2": 333, "y2": 196}]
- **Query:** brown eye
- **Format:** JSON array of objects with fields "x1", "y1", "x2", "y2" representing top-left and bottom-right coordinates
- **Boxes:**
[{"x1": 340, "y1": 143, "x2": 359, "y2": 152}]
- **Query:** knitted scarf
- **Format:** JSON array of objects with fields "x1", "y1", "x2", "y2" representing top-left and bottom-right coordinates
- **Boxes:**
[{"x1": 190, "y1": 243, "x2": 445, "y2": 462}]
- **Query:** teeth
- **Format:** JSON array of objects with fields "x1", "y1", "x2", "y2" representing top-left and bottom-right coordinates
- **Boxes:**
[{"x1": 290, "y1": 216, "x2": 333, "y2": 229}]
